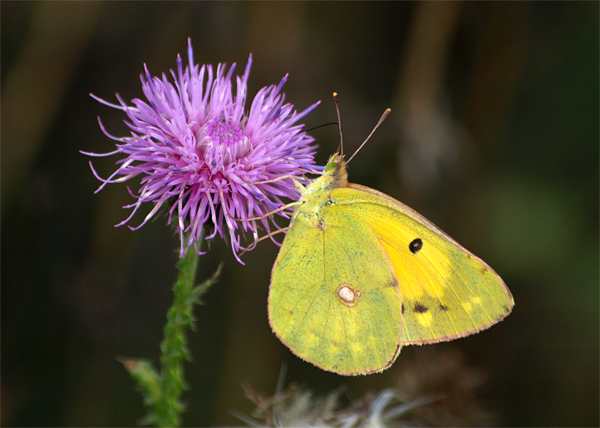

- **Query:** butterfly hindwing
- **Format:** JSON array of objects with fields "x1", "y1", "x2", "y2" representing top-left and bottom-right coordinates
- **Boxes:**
[{"x1": 269, "y1": 200, "x2": 403, "y2": 375}]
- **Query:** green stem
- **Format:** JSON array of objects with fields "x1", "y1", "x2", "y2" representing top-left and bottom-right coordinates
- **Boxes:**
[
  {"x1": 156, "y1": 246, "x2": 200, "y2": 427},
  {"x1": 123, "y1": 232, "x2": 221, "y2": 427}
]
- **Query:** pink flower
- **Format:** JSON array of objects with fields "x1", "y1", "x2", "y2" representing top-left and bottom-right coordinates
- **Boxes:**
[{"x1": 84, "y1": 39, "x2": 319, "y2": 262}]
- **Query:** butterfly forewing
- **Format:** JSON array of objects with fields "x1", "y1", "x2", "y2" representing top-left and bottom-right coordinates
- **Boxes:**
[{"x1": 334, "y1": 184, "x2": 514, "y2": 344}]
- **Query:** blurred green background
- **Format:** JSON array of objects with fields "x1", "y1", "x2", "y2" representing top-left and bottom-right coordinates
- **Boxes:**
[{"x1": 2, "y1": 2, "x2": 598, "y2": 426}]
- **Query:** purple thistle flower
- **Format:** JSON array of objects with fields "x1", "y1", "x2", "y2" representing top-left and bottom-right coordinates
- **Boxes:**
[{"x1": 83, "y1": 39, "x2": 320, "y2": 262}]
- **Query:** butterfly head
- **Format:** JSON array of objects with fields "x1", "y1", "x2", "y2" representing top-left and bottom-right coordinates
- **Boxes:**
[
  {"x1": 303, "y1": 152, "x2": 348, "y2": 201},
  {"x1": 323, "y1": 153, "x2": 349, "y2": 188}
]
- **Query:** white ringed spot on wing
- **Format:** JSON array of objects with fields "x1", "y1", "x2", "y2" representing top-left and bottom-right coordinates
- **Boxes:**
[{"x1": 337, "y1": 284, "x2": 361, "y2": 307}]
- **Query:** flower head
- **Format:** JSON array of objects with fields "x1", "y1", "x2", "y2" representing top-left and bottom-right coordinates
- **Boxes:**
[{"x1": 84, "y1": 39, "x2": 320, "y2": 262}]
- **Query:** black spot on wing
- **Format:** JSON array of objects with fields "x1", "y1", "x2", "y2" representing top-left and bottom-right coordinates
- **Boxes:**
[
  {"x1": 409, "y1": 238, "x2": 423, "y2": 254},
  {"x1": 413, "y1": 302, "x2": 428, "y2": 313},
  {"x1": 439, "y1": 304, "x2": 448, "y2": 312},
  {"x1": 401, "y1": 304, "x2": 405, "y2": 314}
]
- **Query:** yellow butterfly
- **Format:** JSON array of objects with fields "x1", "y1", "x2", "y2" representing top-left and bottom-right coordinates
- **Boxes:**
[{"x1": 268, "y1": 97, "x2": 514, "y2": 376}]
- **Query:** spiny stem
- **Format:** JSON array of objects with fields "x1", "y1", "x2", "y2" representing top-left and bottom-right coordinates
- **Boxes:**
[
  {"x1": 123, "y1": 231, "x2": 222, "y2": 427},
  {"x1": 156, "y1": 246, "x2": 201, "y2": 426}
]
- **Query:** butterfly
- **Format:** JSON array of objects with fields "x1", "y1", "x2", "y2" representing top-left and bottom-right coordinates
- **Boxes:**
[{"x1": 268, "y1": 96, "x2": 514, "y2": 376}]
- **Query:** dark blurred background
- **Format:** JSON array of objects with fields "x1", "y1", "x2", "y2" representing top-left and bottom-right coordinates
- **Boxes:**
[{"x1": 2, "y1": 2, "x2": 598, "y2": 426}]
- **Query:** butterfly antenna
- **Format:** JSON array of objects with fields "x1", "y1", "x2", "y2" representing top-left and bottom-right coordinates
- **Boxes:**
[
  {"x1": 333, "y1": 92, "x2": 344, "y2": 156},
  {"x1": 305, "y1": 122, "x2": 338, "y2": 133},
  {"x1": 346, "y1": 107, "x2": 392, "y2": 164}
]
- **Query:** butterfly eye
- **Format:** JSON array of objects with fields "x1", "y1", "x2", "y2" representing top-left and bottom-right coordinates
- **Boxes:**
[{"x1": 409, "y1": 238, "x2": 423, "y2": 254}]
